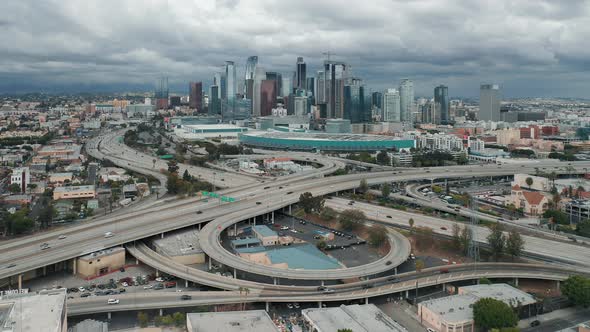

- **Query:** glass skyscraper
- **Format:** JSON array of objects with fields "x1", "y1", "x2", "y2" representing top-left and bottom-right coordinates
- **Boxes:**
[
  {"x1": 399, "y1": 78, "x2": 414, "y2": 124},
  {"x1": 479, "y1": 84, "x2": 501, "y2": 121},
  {"x1": 383, "y1": 88, "x2": 401, "y2": 122},
  {"x1": 434, "y1": 85, "x2": 449, "y2": 124},
  {"x1": 296, "y1": 57, "x2": 306, "y2": 90}
]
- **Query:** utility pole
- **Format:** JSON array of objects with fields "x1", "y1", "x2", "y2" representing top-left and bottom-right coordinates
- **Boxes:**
[{"x1": 468, "y1": 195, "x2": 480, "y2": 262}]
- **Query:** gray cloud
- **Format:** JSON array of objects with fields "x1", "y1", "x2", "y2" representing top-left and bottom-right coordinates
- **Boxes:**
[{"x1": 0, "y1": 0, "x2": 589, "y2": 97}]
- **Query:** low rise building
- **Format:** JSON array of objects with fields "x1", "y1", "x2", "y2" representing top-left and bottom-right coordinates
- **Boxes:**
[
  {"x1": 76, "y1": 247, "x2": 125, "y2": 278},
  {"x1": 53, "y1": 185, "x2": 96, "y2": 200},
  {"x1": 302, "y1": 304, "x2": 405, "y2": 332},
  {"x1": 152, "y1": 229, "x2": 205, "y2": 265},
  {"x1": 48, "y1": 172, "x2": 73, "y2": 185},
  {"x1": 186, "y1": 310, "x2": 278, "y2": 332},
  {"x1": 10, "y1": 167, "x2": 30, "y2": 193},
  {"x1": 252, "y1": 225, "x2": 279, "y2": 246},
  {"x1": 509, "y1": 185, "x2": 550, "y2": 216},
  {"x1": 0, "y1": 288, "x2": 67, "y2": 332}
]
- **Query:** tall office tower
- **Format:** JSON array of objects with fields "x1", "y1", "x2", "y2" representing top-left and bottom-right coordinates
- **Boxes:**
[
  {"x1": 209, "y1": 85, "x2": 220, "y2": 115},
  {"x1": 383, "y1": 88, "x2": 401, "y2": 122},
  {"x1": 189, "y1": 82, "x2": 203, "y2": 112},
  {"x1": 281, "y1": 73, "x2": 293, "y2": 97},
  {"x1": 324, "y1": 61, "x2": 347, "y2": 118},
  {"x1": 479, "y1": 84, "x2": 501, "y2": 121},
  {"x1": 260, "y1": 80, "x2": 277, "y2": 117},
  {"x1": 434, "y1": 85, "x2": 449, "y2": 124},
  {"x1": 315, "y1": 71, "x2": 325, "y2": 103},
  {"x1": 399, "y1": 78, "x2": 414, "y2": 123},
  {"x1": 344, "y1": 78, "x2": 365, "y2": 123},
  {"x1": 225, "y1": 61, "x2": 236, "y2": 99},
  {"x1": 214, "y1": 72, "x2": 226, "y2": 99},
  {"x1": 294, "y1": 96, "x2": 308, "y2": 117},
  {"x1": 265, "y1": 72, "x2": 282, "y2": 98},
  {"x1": 155, "y1": 77, "x2": 169, "y2": 110},
  {"x1": 296, "y1": 57, "x2": 307, "y2": 90},
  {"x1": 252, "y1": 67, "x2": 266, "y2": 116},
  {"x1": 244, "y1": 56, "x2": 258, "y2": 100},
  {"x1": 306, "y1": 77, "x2": 315, "y2": 97},
  {"x1": 372, "y1": 91, "x2": 383, "y2": 110},
  {"x1": 363, "y1": 87, "x2": 373, "y2": 123}
]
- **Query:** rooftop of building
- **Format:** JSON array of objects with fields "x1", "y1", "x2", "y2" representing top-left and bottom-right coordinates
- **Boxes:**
[
  {"x1": 53, "y1": 185, "x2": 95, "y2": 193},
  {"x1": 152, "y1": 229, "x2": 203, "y2": 257},
  {"x1": 183, "y1": 124, "x2": 246, "y2": 130},
  {"x1": 302, "y1": 304, "x2": 406, "y2": 332},
  {"x1": 265, "y1": 244, "x2": 341, "y2": 270},
  {"x1": 252, "y1": 225, "x2": 278, "y2": 238},
  {"x1": 242, "y1": 130, "x2": 412, "y2": 142},
  {"x1": 459, "y1": 283, "x2": 537, "y2": 307},
  {"x1": 79, "y1": 247, "x2": 124, "y2": 261},
  {"x1": 186, "y1": 310, "x2": 277, "y2": 332},
  {"x1": 419, "y1": 294, "x2": 476, "y2": 323},
  {"x1": 231, "y1": 237, "x2": 262, "y2": 247},
  {"x1": 0, "y1": 289, "x2": 66, "y2": 332}
]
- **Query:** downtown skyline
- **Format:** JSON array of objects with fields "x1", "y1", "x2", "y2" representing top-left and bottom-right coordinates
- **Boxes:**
[{"x1": 0, "y1": 0, "x2": 589, "y2": 98}]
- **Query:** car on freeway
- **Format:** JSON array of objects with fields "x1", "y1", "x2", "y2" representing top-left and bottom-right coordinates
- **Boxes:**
[
  {"x1": 256, "y1": 201, "x2": 262, "y2": 205},
  {"x1": 440, "y1": 268, "x2": 449, "y2": 274},
  {"x1": 530, "y1": 320, "x2": 540, "y2": 327},
  {"x1": 58, "y1": 235, "x2": 67, "y2": 240},
  {"x1": 440, "y1": 227, "x2": 447, "y2": 231},
  {"x1": 143, "y1": 285, "x2": 153, "y2": 290},
  {"x1": 104, "y1": 232, "x2": 114, "y2": 238},
  {"x1": 386, "y1": 215, "x2": 392, "y2": 219},
  {"x1": 40, "y1": 243, "x2": 50, "y2": 250},
  {"x1": 317, "y1": 286, "x2": 327, "y2": 291},
  {"x1": 107, "y1": 298, "x2": 119, "y2": 305},
  {"x1": 80, "y1": 292, "x2": 91, "y2": 298},
  {"x1": 196, "y1": 211, "x2": 203, "y2": 214},
  {"x1": 5, "y1": 264, "x2": 16, "y2": 269},
  {"x1": 323, "y1": 288, "x2": 335, "y2": 293},
  {"x1": 180, "y1": 295, "x2": 192, "y2": 300}
]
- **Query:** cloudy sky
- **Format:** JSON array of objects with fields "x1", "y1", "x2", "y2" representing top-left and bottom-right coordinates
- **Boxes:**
[{"x1": 0, "y1": 0, "x2": 589, "y2": 97}]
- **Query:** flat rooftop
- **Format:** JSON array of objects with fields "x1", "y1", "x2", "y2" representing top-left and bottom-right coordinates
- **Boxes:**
[
  {"x1": 252, "y1": 225, "x2": 277, "y2": 238},
  {"x1": 302, "y1": 304, "x2": 406, "y2": 332},
  {"x1": 243, "y1": 130, "x2": 409, "y2": 142},
  {"x1": 79, "y1": 247, "x2": 125, "y2": 261},
  {"x1": 153, "y1": 229, "x2": 203, "y2": 256},
  {"x1": 420, "y1": 294, "x2": 475, "y2": 323},
  {"x1": 266, "y1": 244, "x2": 342, "y2": 270},
  {"x1": 186, "y1": 310, "x2": 277, "y2": 332},
  {"x1": 459, "y1": 283, "x2": 537, "y2": 307},
  {"x1": 0, "y1": 289, "x2": 66, "y2": 332},
  {"x1": 54, "y1": 185, "x2": 95, "y2": 193},
  {"x1": 184, "y1": 124, "x2": 246, "y2": 130}
]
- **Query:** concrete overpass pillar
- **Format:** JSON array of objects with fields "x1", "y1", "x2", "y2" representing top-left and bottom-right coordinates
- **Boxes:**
[
  {"x1": 185, "y1": 280, "x2": 189, "y2": 288},
  {"x1": 155, "y1": 270, "x2": 160, "y2": 277},
  {"x1": 405, "y1": 290, "x2": 409, "y2": 298},
  {"x1": 265, "y1": 302, "x2": 270, "y2": 312},
  {"x1": 17, "y1": 274, "x2": 22, "y2": 290},
  {"x1": 271, "y1": 211, "x2": 274, "y2": 222},
  {"x1": 273, "y1": 277, "x2": 277, "y2": 285},
  {"x1": 72, "y1": 259, "x2": 77, "y2": 275},
  {"x1": 321, "y1": 280, "x2": 325, "y2": 286},
  {"x1": 208, "y1": 256, "x2": 212, "y2": 270},
  {"x1": 160, "y1": 233, "x2": 164, "y2": 239},
  {"x1": 233, "y1": 268, "x2": 237, "y2": 279},
  {"x1": 43, "y1": 266, "x2": 47, "y2": 276},
  {"x1": 365, "y1": 297, "x2": 369, "y2": 305},
  {"x1": 107, "y1": 312, "x2": 111, "y2": 320},
  {"x1": 394, "y1": 267, "x2": 398, "y2": 275},
  {"x1": 318, "y1": 301, "x2": 322, "y2": 308},
  {"x1": 557, "y1": 280, "x2": 560, "y2": 289},
  {"x1": 515, "y1": 278, "x2": 519, "y2": 287},
  {"x1": 253, "y1": 217, "x2": 256, "y2": 226},
  {"x1": 289, "y1": 205, "x2": 292, "y2": 215},
  {"x1": 135, "y1": 258, "x2": 139, "y2": 265},
  {"x1": 198, "y1": 223, "x2": 202, "y2": 231},
  {"x1": 159, "y1": 309, "x2": 163, "y2": 316},
  {"x1": 234, "y1": 224, "x2": 237, "y2": 235}
]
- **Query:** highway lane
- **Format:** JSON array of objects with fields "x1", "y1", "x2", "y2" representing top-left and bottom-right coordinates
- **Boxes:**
[
  {"x1": 2, "y1": 159, "x2": 590, "y2": 283},
  {"x1": 326, "y1": 197, "x2": 590, "y2": 268},
  {"x1": 67, "y1": 262, "x2": 584, "y2": 316}
]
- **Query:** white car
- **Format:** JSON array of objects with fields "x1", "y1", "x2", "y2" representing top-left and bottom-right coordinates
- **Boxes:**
[
  {"x1": 280, "y1": 226, "x2": 289, "y2": 230},
  {"x1": 104, "y1": 232, "x2": 114, "y2": 238},
  {"x1": 78, "y1": 286, "x2": 85, "y2": 292},
  {"x1": 287, "y1": 303, "x2": 294, "y2": 309},
  {"x1": 143, "y1": 285, "x2": 153, "y2": 290},
  {"x1": 122, "y1": 282, "x2": 129, "y2": 287},
  {"x1": 107, "y1": 298, "x2": 119, "y2": 305},
  {"x1": 58, "y1": 235, "x2": 67, "y2": 240},
  {"x1": 155, "y1": 277, "x2": 163, "y2": 282}
]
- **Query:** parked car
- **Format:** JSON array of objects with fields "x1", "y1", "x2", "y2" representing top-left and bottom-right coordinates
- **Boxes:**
[
  {"x1": 165, "y1": 281, "x2": 176, "y2": 288},
  {"x1": 80, "y1": 292, "x2": 91, "y2": 298},
  {"x1": 154, "y1": 283, "x2": 164, "y2": 290}
]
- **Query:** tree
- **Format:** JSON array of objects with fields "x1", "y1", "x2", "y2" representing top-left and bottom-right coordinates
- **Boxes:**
[
  {"x1": 298, "y1": 192, "x2": 324, "y2": 214},
  {"x1": 359, "y1": 178, "x2": 368, "y2": 193},
  {"x1": 167, "y1": 160, "x2": 179, "y2": 174},
  {"x1": 166, "y1": 174, "x2": 181, "y2": 194},
  {"x1": 561, "y1": 275, "x2": 590, "y2": 307},
  {"x1": 505, "y1": 230, "x2": 525, "y2": 261},
  {"x1": 459, "y1": 226, "x2": 473, "y2": 256},
  {"x1": 7, "y1": 183, "x2": 21, "y2": 194},
  {"x1": 320, "y1": 207, "x2": 338, "y2": 221},
  {"x1": 368, "y1": 225, "x2": 387, "y2": 247},
  {"x1": 381, "y1": 183, "x2": 391, "y2": 198},
  {"x1": 376, "y1": 150, "x2": 391, "y2": 165},
  {"x1": 473, "y1": 298, "x2": 518, "y2": 330},
  {"x1": 525, "y1": 177, "x2": 533, "y2": 188},
  {"x1": 172, "y1": 312, "x2": 185, "y2": 327},
  {"x1": 316, "y1": 240, "x2": 327, "y2": 250},
  {"x1": 487, "y1": 223, "x2": 506, "y2": 261},
  {"x1": 451, "y1": 223, "x2": 462, "y2": 250},
  {"x1": 479, "y1": 277, "x2": 492, "y2": 285},
  {"x1": 415, "y1": 259, "x2": 425, "y2": 272},
  {"x1": 577, "y1": 220, "x2": 590, "y2": 237},
  {"x1": 137, "y1": 312, "x2": 149, "y2": 328},
  {"x1": 339, "y1": 209, "x2": 366, "y2": 231},
  {"x1": 182, "y1": 169, "x2": 191, "y2": 181},
  {"x1": 408, "y1": 218, "x2": 415, "y2": 231},
  {"x1": 38, "y1": 203, "x2": 56, "y2": 229}
]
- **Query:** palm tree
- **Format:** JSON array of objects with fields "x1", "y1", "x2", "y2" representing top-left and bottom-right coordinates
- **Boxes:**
[{"x1": 409, "y1": 218, "x2": 415, "y2": 232}]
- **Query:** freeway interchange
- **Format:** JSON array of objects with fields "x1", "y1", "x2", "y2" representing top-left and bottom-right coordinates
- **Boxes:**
[{"x1": 3, "y1": 132, "x2": 590, "y2": 315}]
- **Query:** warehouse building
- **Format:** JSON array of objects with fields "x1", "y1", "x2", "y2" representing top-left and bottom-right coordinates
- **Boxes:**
[
  {"x1": 186, "y1": 310, "x2": 278, "y2": 332},
  {"x1": 302, "y1": 304, "x2": 405, "y2": 332}
]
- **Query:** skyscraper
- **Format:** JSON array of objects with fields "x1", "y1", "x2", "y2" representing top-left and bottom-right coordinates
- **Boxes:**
[
  {"x1": 306, "y1": 77, "x2": 315, "y2": 98},
  {"x1": 260, "y1": 80, "x2": 277, "y2": 117},
  {"x1": 155, "y1": 77, "x2": 169, "y2": 110},
  {"x1": 252, "y1": 67, "x2": 266, "y2": 117},
  {"x1": 296, "y1": 57, "x2": 307, "y2": 90},
  {"x1": 244, "y1": 56, "x2": 258, "y2": 101},
  {"x1": 372, "y1": 91, "x2": 383, "y2": 110},
  {"x1": 434, "y1": 85, "x2": 449, "y2": 124},
  {"x1": 383, "y1": 88, "x2": 401, "y2": 122},
  {"x1": 209, "y1": 85, "x2": 220, "y2": 115},
  {"x1": 399, "y1": 79, "x2": 414, "y2": 123},
  {"x1": 189, "y1": 82, "x2": 203, "y2": 112},
  {"x1": 225, "y1": 61, "x2": 237, "y2": 101},
  {"x1": 315, "y1": 71, "x2": 325, "y2": 104},
  {"x1": 479, "y1": 84, "x2": 501, "y2": 121},
  {"x1": 344, "y1": 78, "x2": 365, "y2": 123},
  {"x1": 294, "y1": 96, "x2": 308, "y2": 117},
  {"x1": 281, "y1": 73, "x2": 293, "y2": 97},
  {"x1": 214, "y1": 72, "x2": 226, "y2": 99},
  {"x1": 324, "y1": 61, "x2": 347, "y2": 119}
]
